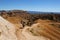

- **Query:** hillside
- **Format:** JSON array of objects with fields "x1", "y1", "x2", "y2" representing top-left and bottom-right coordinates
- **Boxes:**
[
  {"x1": 0, "y1": 10, "x2": 60, "y2": 40},
  {"x1": 0, "y1": 16, "x2": 50, "y2": 40},
  {"x1": 0, "y1": 16, "x2": 60, "y2": 40}
]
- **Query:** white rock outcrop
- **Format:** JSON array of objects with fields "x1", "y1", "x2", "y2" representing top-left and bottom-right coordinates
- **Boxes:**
[{"x1": 0, "y1": 16, "x2": 17, "y2": 40}]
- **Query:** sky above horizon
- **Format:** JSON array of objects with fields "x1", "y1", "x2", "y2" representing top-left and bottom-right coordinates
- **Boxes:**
[{"x1": 0, "y1": 0, "x2": 60, "y2": 12}]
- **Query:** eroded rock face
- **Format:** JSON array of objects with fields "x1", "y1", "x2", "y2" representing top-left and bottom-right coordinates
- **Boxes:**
[
  {"x1": 0, "y1": 16, "x2": 50, "y2": 40},
  {"x1": 0, "y1": 16, "x2": 17, "y2": 40}
]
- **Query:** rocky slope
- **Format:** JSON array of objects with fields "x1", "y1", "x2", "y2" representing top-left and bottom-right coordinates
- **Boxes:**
[
  {"x1": 0, "y1": 16, "x2": 50, "y2": 40},
  {"x1": 0, "y1": 16, "x2": 60, "y2": 40}
]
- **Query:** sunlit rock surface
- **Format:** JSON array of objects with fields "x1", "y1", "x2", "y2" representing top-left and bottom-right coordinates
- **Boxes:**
[{"x1": 0, "y1": 16, "x2": 17, "y2": 40}]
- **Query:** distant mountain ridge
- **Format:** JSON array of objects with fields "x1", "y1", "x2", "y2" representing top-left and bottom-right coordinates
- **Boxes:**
[
  {"x1": 0, "y1": 10, "x2": 60, "y2": 14},
  {"x1": 28, "y1": 11, "x2": 60, "y2": 14}
]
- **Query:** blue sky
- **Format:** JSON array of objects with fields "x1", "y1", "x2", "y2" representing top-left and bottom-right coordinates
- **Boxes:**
[{"x1": 0, "y1": 0, "x2": 60, "y2": 12}]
